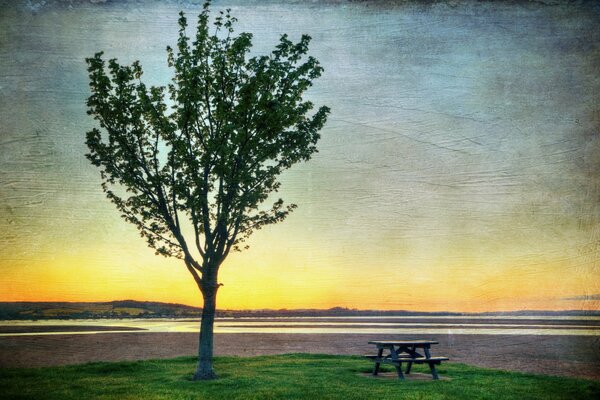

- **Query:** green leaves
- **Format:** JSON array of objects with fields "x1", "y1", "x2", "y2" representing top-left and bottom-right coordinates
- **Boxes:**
[{"x1": 85, "y1": 1, "x2": 329, "y2": 278}]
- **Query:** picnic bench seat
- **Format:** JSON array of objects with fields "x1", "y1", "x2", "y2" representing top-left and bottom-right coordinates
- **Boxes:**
[{"x1": 364, "y1": 355, "x2": 449, "y2": 364}]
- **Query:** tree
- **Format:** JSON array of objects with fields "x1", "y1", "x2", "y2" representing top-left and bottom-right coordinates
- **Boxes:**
[{"x1": 84, "y1": 2, "x2": 329, "y2": 380}]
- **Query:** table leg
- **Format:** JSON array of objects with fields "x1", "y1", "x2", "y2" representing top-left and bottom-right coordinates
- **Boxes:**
[
  {"x1": 428, "y1": 362, "x2": 440, "y2": 380},
  {"x1": 372, "y1": 347, "x2": 383, "y2": 376},
  {"x1": 395, "y1": 362, "x2": 405, "y2": 380},
  {"x1": 405, "y1": 345, "x2": 415, "y2": 374},
  {"x1": 424, "y1": 346, "x2": 439, "y2": 380},
  {"x1": 390, "y1": 345, "x2": 405, "y2": 380}
]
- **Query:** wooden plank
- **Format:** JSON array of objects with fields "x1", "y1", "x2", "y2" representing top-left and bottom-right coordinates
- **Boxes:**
[
  {"x1": 398, "y1": 357, "x2": 449, "y2": 363},
  {"x1": 396, "y1": 357, "x2": 448, "y2": 364},
  {"x1": 368, "y1": 340, "x2": 438, "y2": 346},
  {"x1": 368, "y1": 357, "x2": 447, "y2": 365}
]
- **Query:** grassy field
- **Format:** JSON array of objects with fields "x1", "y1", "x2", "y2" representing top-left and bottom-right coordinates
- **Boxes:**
[{"x1": 1, "y1": 354, "x2": 599, "y2": 400}]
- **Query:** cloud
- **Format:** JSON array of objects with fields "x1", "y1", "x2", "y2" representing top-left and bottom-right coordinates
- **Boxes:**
[{"x1": 562, "y1": 294, "x2": 600, "y2": 301}]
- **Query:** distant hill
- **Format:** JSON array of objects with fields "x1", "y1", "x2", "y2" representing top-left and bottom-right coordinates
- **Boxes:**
[
  {"x1": 0, "y1": 301, "x2": 598, "y2": 320},
  {"x1": 0, "y1": 300, "x2": 201, "y2": 320}
]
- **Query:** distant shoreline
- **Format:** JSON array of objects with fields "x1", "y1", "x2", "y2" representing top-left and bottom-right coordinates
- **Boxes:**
[{"x1": 1, "y1": 300, "x2": 598, "y2": 320}]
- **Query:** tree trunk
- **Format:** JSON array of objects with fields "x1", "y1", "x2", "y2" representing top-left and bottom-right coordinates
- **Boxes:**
[{"x1": 193, "y1": 287, "x2": 218, "y2": 380}]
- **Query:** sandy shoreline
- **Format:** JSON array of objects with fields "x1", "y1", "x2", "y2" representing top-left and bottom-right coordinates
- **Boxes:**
[
  {"x1": 1, "y1": 332, "x2": 599, "y2": 380},
  {"x1": 0, "y1": 325, "x2": 145, "y2": 334}
]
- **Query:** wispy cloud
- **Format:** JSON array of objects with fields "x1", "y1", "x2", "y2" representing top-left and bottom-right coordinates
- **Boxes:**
[{"x1": 562, "y1": 294, "x2": 600, "y2": 301}]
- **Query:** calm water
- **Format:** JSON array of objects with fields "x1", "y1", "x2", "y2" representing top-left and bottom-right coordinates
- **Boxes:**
[{"x1": 2, "y1": 316, "x2": 600, "y2": 337}]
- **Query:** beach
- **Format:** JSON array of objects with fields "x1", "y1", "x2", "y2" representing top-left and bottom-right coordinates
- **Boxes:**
[{"x1": 1, "y1": 331, "x2": 599, "y2": 380}]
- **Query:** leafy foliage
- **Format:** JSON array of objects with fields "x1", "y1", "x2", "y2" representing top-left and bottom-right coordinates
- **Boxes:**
[{"x1": 85, "y1": 2, "x2": 329, "y2": 290}]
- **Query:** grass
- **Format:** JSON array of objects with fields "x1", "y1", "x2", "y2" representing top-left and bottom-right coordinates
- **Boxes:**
[{"x1": 1, "y1": 354, "x2": 599, "y2": 399}]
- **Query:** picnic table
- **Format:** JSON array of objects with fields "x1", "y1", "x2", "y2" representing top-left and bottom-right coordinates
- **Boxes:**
[{"x1": 365, "y1": 340, "x2": 448, "y2": 380}]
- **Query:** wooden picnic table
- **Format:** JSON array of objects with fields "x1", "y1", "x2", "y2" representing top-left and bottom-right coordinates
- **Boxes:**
[{"x1": 366, "y1": 340, "x2": 448, "y2": 380}]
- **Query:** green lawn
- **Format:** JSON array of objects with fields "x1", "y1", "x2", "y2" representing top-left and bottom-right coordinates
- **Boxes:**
[{"x1": 1, "y1": 354, "x2": 598, "y2": 399}]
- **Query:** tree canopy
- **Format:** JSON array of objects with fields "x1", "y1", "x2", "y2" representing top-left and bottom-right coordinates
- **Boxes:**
[{"x1": 85, "y1": 4, "x2": 330, "y2": 293}]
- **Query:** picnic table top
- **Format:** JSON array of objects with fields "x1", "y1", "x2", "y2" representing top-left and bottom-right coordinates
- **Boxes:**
[{"x1": 368, "y1": 340, "x2": 439, "y2": 346}]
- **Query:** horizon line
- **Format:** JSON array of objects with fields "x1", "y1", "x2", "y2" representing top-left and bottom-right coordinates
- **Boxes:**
[{"x1": 1, "y1": 299, "x2": 598, "y2": 315}]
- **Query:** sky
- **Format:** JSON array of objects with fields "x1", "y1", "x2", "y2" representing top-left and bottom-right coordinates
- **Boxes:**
[{"x1": 0, "y1": 0, "x2": 599, "y2": 312}]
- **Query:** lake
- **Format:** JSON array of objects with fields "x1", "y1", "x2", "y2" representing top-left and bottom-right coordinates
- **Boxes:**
[{"x1": 2, "y1": 316, "x2": 600, "y2": 336}]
